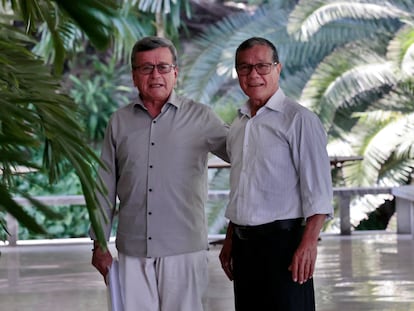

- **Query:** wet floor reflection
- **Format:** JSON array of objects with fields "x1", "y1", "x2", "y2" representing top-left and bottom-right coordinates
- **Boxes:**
[
  {"x1": 314, "y1": 234, "x2": 414, "y2": 311},
  {"x1": 0, "y1": 233, "x2": 413, "y2": 311},
  {"x1": 0, "y1": 244, "x2": 109, "y2": 311}
]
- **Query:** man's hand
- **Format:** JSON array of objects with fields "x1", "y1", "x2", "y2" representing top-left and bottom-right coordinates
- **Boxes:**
[
  {"x1": 219, "y1": 222, "x2": 234, "y2": 281},
  {"x1": 288, "y1": 214, "x2": 326, "y2": 284},
  {"x1": 288, "y1": 238, "x2": 317, "y2": 284},
  {"x1": 91, "y1": 241, "x2": 113, "y2": 284}
]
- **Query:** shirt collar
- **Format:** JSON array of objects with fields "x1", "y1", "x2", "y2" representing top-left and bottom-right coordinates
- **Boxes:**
[
  {"x1": 239, "y1": 88, "x2": 286, "y2": 118},
  {"x1": 133, "y1": 90, "x2": 179, "y2": 110}
]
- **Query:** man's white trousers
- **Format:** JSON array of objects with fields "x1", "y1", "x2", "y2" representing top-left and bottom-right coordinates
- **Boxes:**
[{"x1": 118, "y1": 250, "x2": 209, "y2": 311}]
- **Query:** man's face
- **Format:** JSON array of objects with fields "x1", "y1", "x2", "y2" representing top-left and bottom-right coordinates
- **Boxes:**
[
  {"x1": 132, "y1": 47, "x2": 178, "y2": 103},
  {"x1": 236, "y1": 44, "x2": 281, "y2": 106}
]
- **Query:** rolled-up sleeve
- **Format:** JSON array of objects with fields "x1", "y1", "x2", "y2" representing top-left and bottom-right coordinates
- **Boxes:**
[{"x1": 294, "y1": 113, "x2": 333, "y2": 219}]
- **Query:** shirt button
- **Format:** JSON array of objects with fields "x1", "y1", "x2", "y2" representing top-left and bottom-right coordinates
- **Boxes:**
[
  {"x1": 149, "y1": 188, "x2": 153, "y2": 192},
  {"x1": 153, "y1": 120, "x2": 156, "y2": 124},
  {"x1": 148, "y1": 212, "x2": 152, "y2": 215},
  {"x1": 151, "y1": 142, "x2": 155, "y2": 145},
  {"x1": 149, "y1": 165, "x2": 153, "y2": 168},
  {"x1": 148, "y1": 237, "x2": 152, "y2": 240}
]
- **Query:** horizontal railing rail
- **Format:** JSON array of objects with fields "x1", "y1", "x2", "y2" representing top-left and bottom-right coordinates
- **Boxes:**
[{"x1": 7, "y1": 185, "x2": 411, "y2": 246}]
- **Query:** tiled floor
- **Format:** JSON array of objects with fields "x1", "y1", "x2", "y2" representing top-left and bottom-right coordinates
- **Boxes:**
[{"x1": 1, "y1": 233, "x2": 414, "y2": 311}]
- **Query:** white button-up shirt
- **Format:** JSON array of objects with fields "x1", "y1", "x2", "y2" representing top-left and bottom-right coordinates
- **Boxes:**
[{"x1": 225, "y1": 88, "x2": 333, "y2": 226}]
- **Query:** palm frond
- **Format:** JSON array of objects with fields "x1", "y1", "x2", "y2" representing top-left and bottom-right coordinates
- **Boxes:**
[
  {"x1": 111, "y1": 8, "x2": 155, "y2": 62},
  {"x1": 342, "y1": 110, "x2": 413, "y2": 185},
  {"x1": 0, "y1": 25, "x2": 108, "y2": 247},
  {"x1": 389, "y1": 113, "x2": 414, "y2": 157},
  {"x1": 136, "y1": 0, "x2": 190, "y2": 17},
  {"x1": 0, "y1": 185, "x2": 47, "y2": 234},
  {"x1": 287, "y1": 0, "x2": 410, "y2": 40},
  {"x1": 387, "y1": 25, "x2": 414, "y2": 76},
  {"x1": 181, "y1": 3, "x2": 291, "y2": 103},
  {"x1": 136, "y1": 0, "x2": 191, "y2": 39},
  {"x1": 9, "y1": 0, "x2": 119, "y2": 73},
  {"x1": 374, "y1": 79, "x2": 414, "y2": 112},
  {"x1": 33, "y1": 21, "x2": 83, "y2": 65},
  {"x1": 54, "y1": 0, "x2": 117, "y2": 49},
  {"x1": 301, "y1": 43, "x2": 397, "y2": 129}
]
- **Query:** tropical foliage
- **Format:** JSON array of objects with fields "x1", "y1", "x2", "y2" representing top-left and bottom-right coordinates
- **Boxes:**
[
  {"x1": 181, "y1": 0, "x2": 414, "y2": 189},
  {"x1": 0, "y1": 26, "x2": 106, "y2": 241},
  {"x1": 289, "y1": 0, "x2": 414, "y2": 187},
  {"x1": 0, "y1": 0, "x2": 151, "y2": 245},
  {"x1": 1, "y1": 0, "x2": 205, "y2": 243},
  {"x1": 2, "y1": 0, "x2": 413, "y2": 240},
  {"x1": 68, "y1": 56, "x2": 133, "y2": 145},
  {"x1": 180, "y1": 0, "x2": 413, "y2": 231}
]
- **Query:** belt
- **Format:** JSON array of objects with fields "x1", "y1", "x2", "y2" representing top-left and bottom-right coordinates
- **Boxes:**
[{"x1": 233, "y1": 218, "x2": 304, "y2": 240}]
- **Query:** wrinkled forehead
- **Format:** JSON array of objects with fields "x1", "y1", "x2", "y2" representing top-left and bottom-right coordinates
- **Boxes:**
[
  {"x1": 236, "y1": 45, "x2": 274, "y2": 64},
  {"x1": 133, "y1": 47, "x2": 175, "y2": 65}
]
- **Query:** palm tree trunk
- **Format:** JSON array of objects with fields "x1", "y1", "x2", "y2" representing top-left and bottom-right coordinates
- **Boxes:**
[{"x1": 155, "y1": 13, "x2": 164, "y2": 37}]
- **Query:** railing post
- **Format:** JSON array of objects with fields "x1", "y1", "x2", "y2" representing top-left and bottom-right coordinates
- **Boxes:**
[
  {"x1": 6, "y1": 213, "x2": 18, "y2": 246},
  {"x1": 392, "y1": 185, "x2": 414, "y2": 238},
  {"x1": 338, "y1": 194, "x2": 352, "y2": 235}
]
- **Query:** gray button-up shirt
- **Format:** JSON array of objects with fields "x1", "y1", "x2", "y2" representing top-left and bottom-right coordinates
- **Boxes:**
[
  {"x1": 93, "y1": 91, "x2": 229, "y2": 257},
  {"x1": 225, "y1": 88, "x2": 333, "y2": 226}
]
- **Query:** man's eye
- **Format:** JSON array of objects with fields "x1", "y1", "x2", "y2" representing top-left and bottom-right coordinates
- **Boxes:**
[
  {"x1": 257, "y1": 64, "x2": 268, "y2": 69},
  {"x1": 158, "y1": 65, "x2": 172, "y2": 72},
  {"x1": 142, "y1": 66, "x2": 154, "y2": 71}
]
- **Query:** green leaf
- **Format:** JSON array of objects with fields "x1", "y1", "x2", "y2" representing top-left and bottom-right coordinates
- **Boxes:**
[
  {"x1": 54, "y1": 0, "x2": 118, "y2": 50},
  {"x1": 0, "y1": 185, "x2": 47, "y2": 234}
]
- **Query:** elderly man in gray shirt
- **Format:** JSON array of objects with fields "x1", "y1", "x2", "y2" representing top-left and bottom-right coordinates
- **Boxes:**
[{"x1": 91, "y1": 36, "x2": 228, "y2": 311}]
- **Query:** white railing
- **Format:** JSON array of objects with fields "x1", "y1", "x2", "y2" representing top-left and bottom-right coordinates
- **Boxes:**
[
  {"x1": 392, "y1": 185, "x2": 414, "y2": 237},
  {"x1": 7, "y1": 185, "x2": 414, "y2": 246}
]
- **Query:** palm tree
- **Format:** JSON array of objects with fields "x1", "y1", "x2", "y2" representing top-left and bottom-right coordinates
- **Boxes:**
[
  {"x1": 287, "y1": 0, "x2": 414, "y2": 186},
  {"x1": 136, "y1": 0, "x2": 192, "y2": 39},
  {"x1": 180, "y1": 0, "x2": 413, "y2": 231},
  {"x1": 1, "y1": 0, "x2": 199, "y2": 245},
  {"x1": 181, "y1": 0, "x2": 413, "y2": 185},
  {"x1": 0, "y1": 0, "x2": 127, "y2": 246},
  {"x1": 0, "y1": 24, "x2": 107, "y2": 244}
]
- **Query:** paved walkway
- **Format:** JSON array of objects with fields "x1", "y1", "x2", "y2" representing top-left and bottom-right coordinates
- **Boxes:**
[{"x1": 1, "y1": 233, "x2": 414, "y2": 311}]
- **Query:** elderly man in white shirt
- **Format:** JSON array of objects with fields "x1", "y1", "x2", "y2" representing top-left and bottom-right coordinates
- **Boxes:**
[{"x1": 219, "y1": 37, "x2": 333, "y2": 311}]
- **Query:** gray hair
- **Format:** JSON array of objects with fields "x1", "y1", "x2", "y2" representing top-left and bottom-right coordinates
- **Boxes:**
[
  {"x1": 130, "y1": 36, "x2": 177, "y2": 69},
  {"x1": 235, "y1": 37, "x2": 279, "y2": 65}
]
